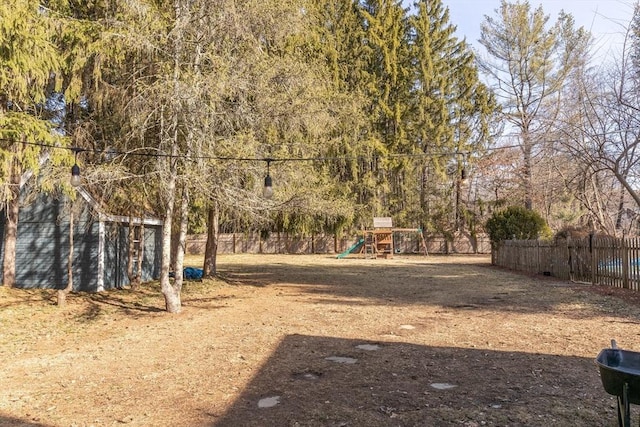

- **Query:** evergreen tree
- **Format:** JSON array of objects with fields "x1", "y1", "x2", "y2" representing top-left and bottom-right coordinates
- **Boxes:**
[
  {"x1": 303, "y1": 0, "x2": 497, "y2": 235},
  {"x1": 407, "y1": 0, "x2": 497, "y2": 239},
  {"x1": 302, "y1": 0, "x2": 383, "y2": 228},
  {"x1": 0, "y1": 0, "x2": 69, "y2": 287},
  {"x1": 359, "y1": 0, "x2": 411, "y2": 151},
  {"x1": 359, "y1": 0, "x2": 413, "y2": 220}
]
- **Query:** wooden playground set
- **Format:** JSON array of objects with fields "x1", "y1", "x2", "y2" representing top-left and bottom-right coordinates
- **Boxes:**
[{"x1": 337, "y1": 217, "x2": 428, "y2": 259}]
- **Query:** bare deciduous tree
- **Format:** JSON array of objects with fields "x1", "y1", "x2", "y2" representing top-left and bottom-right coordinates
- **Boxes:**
[
  {"x1": 556, "y1": 8, "x2": 640, "y2": 234},
  {"x1": 479, "y1": 0, "x2": 590, "y2": 210}
]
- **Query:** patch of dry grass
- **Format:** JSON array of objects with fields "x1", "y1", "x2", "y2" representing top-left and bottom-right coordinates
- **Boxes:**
[{"x1": 0, "y1": 254, "x2": 637, "y2": 426}]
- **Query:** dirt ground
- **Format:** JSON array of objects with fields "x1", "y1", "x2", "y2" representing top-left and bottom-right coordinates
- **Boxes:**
[{"x1": 1, "y1": 254, "x2": 640, "y2": 426}]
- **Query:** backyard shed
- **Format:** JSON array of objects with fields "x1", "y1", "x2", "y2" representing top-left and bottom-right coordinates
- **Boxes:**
[{"x1": 0, "y1": 187, "x2": 162, "y2": 292}]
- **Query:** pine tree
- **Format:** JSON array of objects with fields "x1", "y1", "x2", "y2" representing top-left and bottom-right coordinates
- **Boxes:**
[
  {"x1": 359, "y1": 0, "x2": 413, "y2": 221},
  {"x1": 404, "y1": 0, "x2": 496, "y2": 240},
  {"x1": 297, "y1": 0, "x2": 383, "y2": 228},
  {"x1": 0, "y1": 0, "x2": 68, "y2": 287}
]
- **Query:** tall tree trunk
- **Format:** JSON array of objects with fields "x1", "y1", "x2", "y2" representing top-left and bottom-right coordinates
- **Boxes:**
[
  {"x1": 57, "y1": 207, "x2": 74, "y2": 306},
  {"x1": 616, "y1": 186, "x2": 625, "y2": 233},
  {"x1": 203, "y1": 202, "x2": 219, "y2": 277},
  {"x1": 160, "y1": 151, "x2": 180, "y2": 312},
  {"x1": 174, "y1": 186, "x2": 189, "y2": 292},
  {"x1": 2, "y1": 157, "x2": 21, "y2": 288},
  {"x1": 158, "y1": 102, "x2": 181, "y2": 312},
  {"x1": 159, "y1": 0, "x2": 186, "y2": 313},
  {"x1": 522, "y1": 131, "x2": 533, "y2": 210},
  {"x1": 420, "y1": 164, "x2": 429, "y2": 232},
  {"x1": 454, "y1": 174, "x2": 462, "y2": 231}
]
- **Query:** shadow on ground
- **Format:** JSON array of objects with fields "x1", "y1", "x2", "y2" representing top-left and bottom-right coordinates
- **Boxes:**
[
  {"x1": 82, "y1": 292, "x2": 164, "y2": 316},
  {"x1": 0, "y1": 415, "x2": 53, "y2": 427},
  {"x1": 210, "y1": 334, "x2": 620, "y2": 427},
  {"x1": 218, "y1": 256, "x2": 633, "y2": 320}
]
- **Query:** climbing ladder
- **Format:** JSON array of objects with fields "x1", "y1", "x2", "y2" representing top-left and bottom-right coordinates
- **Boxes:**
[
  {"x1": 372, "y1": 217, "x2": 394, "y2": 258},
  {"x1": 364, "y1": 232, "x2": 376, "y2": 258},
  {"x1": 127, "y1": 223, "x2": 145, "y2": 285}
]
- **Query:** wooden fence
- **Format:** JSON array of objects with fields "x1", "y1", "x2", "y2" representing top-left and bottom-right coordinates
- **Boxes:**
[
  {"x1": 185, "y1": 232, "x2": 492, "y2": 256},
  {"x1": 493, "y1": 236, "x2": 640, "y2": 290}
]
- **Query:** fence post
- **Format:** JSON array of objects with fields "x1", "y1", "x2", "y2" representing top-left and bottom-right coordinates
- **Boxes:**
[
  {"x1": 566, "y1": 236, "x2": 571, "y2": 281},
  {"x1": 537, "y1": 239, "x2": 541, "y2": 275},
  {"x1": 590, "y1": 234, "x2": 597, "y2": 286},
  {"x1": 623, "y1": 238, "x2": 629, "y2": 289}
]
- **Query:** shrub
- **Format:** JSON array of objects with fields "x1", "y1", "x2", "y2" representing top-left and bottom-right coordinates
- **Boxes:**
[{"x1": 485, "y1": 206, "x2": 550, "y2": 244}]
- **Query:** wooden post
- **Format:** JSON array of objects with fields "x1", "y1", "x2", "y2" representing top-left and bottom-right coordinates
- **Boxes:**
[
  {"x1": 623, "y1": 237, "x2": 629, "y2": 289},
  {"x1": 590, "y1": 234, "x2": 596, "y2": 286},
  {"x1": 536, "y1": 239, "x2": 540, "y2": 275},
  {"x1": 567, "y1": 236, "x2": 573, "y2": 282},
  {"x1": 58, "y1": 206, "x2": 74, "y2": 306},
  {"x1": 419, "y1": 232, "x2": 428, "y2": 256}
]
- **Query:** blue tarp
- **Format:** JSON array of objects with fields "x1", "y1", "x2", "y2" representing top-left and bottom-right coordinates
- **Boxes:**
[{"x1": 184, "y1": 267, "x2": 203, "y2": 280}]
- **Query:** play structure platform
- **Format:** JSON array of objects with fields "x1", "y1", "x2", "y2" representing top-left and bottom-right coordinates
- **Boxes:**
[{"x1": 337, "y1": 217, "x2": 427, "y2": 259}]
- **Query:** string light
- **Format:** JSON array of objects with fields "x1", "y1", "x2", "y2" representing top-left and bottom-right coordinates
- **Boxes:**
[
  {"x1": 263, "y1": 159, "x2": 273, "y2": 199},
  {"x1": 0, "y1": 138, "x2": 514, "y2": 197},
  {"x1": 70, "y1": 149, "x2": 81, "y2": 187},
  {"x1": 3, "y1": 138, "x2": 513, "y2": 163}
]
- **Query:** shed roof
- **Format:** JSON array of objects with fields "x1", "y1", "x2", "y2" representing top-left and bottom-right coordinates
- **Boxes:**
[{"x1": 77, "y1": 187, "x2": 163, "y2": 226}]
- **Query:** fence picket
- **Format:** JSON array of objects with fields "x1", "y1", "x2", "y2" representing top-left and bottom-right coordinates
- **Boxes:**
[{"x1": 494, "y1": 236, "x2": 640, "y2": 291}]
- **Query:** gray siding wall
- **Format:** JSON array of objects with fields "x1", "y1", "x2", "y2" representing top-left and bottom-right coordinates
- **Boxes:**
[
  {"x1": 0, "y1": 191, "x2": 161, "y2": 291},
  {"x1": 1, "y1": 194, "x2": 101, "y2": 291},
  {"x1": 104, "y1": 223, "x2": 162, "y2": 289},
  {"x1": 104, "y1": 224, "x2": 123, "y2": 289},
  {"x1": 143, "y1": 226, "x2": 162, "y2": 281}
]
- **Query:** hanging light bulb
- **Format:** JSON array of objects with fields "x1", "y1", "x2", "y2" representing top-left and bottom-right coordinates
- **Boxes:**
[
  {"x1": 263, "y1": 159, "x2": 273, "y2": 199},
  {"x1": 70, "y1": 164, "x2": 81, "y2": 187},
  {"x1": 263, "y1": 174, "x2": 273, "y2": 199},
  {"x1": 70, "y1": 150, "x2": 81, "y2": 187}
]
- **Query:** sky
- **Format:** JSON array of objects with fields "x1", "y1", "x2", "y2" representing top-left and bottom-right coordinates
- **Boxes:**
[{"x1": 438, "y1": 0, "x2": 636, "y2": 62}]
